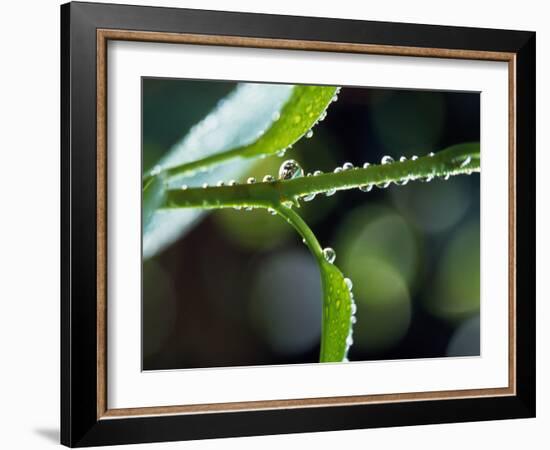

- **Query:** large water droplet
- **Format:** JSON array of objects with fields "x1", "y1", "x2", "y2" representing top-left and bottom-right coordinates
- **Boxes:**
[
  {"x1": 278, "y1": 159, "x2": 304, "y2": 180},
  {"x1": 322, "y1": 247, "x2": 336, "y2": 264},
  {"x1": 342, "y1": 162, "x2": 354, "y2": 171}
]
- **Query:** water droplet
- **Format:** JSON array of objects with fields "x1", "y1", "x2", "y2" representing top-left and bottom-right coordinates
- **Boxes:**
[
  {"x1": 334, "y1": 167, "x2": 343, "y2": 174},
  {"x1": 150, "y1": 165, "x2": 161, "y2": 176},
  {"x1": 381, "y1": 155, "x2": 395, "y2": 165},
  {"x1": 396, "y1": 177, "x2": 409, "y2": 186},
  {"x1": 351, "y1": 302, "x2": 357, "y2": 315},
  {"x1": 428, "y1": 152, "x2": 435, "y2": 157},
  {"x1": 343, "y1": 357, "x2": 349, "y2": 362},
  {"x1": 263, "y1": 175, "x2": 274, "y2": 183},
  {"x1": 267, "y1": 208, "x2": 277, "y2": 215},
  {"x1": 332, "y1": 94, "x2": 339, "y2": 102},
  {"x1": 399, "y1": 156, "x2": 407, "y2": 162},
  {"x1": 277, "y1": 149, "x2": 286, "y2": 157},
  {"x1": 411, "y1": 155, "x2": 419, "y2": 161},
  {"x1": 303, "y1": 192, "x2": 316, "y2": 201},
  {"x1": 362, "y1": 162, "x2": 370, "y2": 169},
  {"x1": 247, "y1": 177, "x2": 256, "y2": 184},
  {"x1": 325, "y1": 188, "x2": 336, "y2": 197},
  {"x1": 278, "y1": 159, "x2": 304, "y2": 180},
  {"x1": 202, "y1": 182, "x2": 209, "y2": 188},
  {"x1": 420, "y1": 174, "x2": 434, "y2": 183},
  {"x1": 443, "y1": 173, "x2": 451, "y2": 180},
  {"x1": 180, "y1": 184, "x2": 188, "y2": 190},
  {"x1": 272, "y1": 111, "x2": 281, "y2": 121},
  {"x1": 245, "y1": 206, "x2": 253, "y2": 211},
  {"x1": 344, "y1": 278, "x2": 353, "y2": 291},
  {"x1": 322, "y1": 247, "x2": 336, "y2": 264},
  {"x1": 216, "y1": 181, "x2": 225, "y2": 187},
  {"x1": 342, "y1": 162, "x2": 354, "y2": 171},
  {"x1": 319, "y1": 111, "x2": 327, "y2": 121},
  {"x1": 351, "y1": 316, "x2": 357, "y2": 324},
  {"x1": 359, "y1": 184, "x2": 373, "y2": 192},
  {"x1": 306, "y1": 172, "x2": 312, "y2": 177},
  {"x1": 346, "y1": 335, "x2": 354, "y2": 346},
  {"x1": 313, "y1": 170, "x2": 323, "y2": 176},
  {"x1": 460, "y1": 156, "x2": 472, "y2": 168},
  {"x1": 305, "y1": 129, "x2": 314, "y2": 139},
  {"x1": 228, "y1": 180, "x2": 237, "y2": 186}
]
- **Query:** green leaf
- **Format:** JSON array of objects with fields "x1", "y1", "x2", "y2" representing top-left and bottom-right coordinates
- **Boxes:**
[
  {"x1": 274, "y1": 205, "x2": 354, "y2": 363},
  {"x1": 319, "y1": 261, "x2": 354, "y2": 362},
  {"x1": 144, "y1": 83, "x2": 338, "y2": 259},
  {"x1": 143, "y1": 83, "x2": 294, "y2": 258},
  {"x1": 163, "y1": 85, "x2": 339, "y2": 179}
]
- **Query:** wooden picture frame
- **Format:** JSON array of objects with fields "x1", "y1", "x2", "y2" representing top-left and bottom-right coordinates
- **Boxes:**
[{"x1": 61, "y1": 1, "x2": 535, "y2": 446}]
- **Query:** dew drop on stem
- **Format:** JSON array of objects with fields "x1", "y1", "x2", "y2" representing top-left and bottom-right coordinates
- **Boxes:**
[{"x1": 278, "y1": 159, "x2": 304, "y2": 180}]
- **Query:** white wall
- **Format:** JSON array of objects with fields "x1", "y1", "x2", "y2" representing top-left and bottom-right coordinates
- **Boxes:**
[{"x1": 0, "y1": 0, "x2": 546, "y2": 448}]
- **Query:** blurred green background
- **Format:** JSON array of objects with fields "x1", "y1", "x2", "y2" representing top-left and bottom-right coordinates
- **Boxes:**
[{"x1": 142, "y1": 78, "x2": 480, "y2": 370}]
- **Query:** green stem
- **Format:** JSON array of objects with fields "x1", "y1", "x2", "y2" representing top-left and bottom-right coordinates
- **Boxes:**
[
  {"x1": 274, "y1": 205, "x2": 324, "y2": 260},
  {"x1": 163, "y1": 146, "x2": 251, "y2": 179},
  {"x1": 162, "y1": 143, "x2": 479, "y2": 211}
]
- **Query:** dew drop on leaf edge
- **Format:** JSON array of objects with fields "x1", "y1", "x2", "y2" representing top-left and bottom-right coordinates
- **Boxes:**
[{"x1": 322, "y1": 247, "x2": 336, "y2": 264}]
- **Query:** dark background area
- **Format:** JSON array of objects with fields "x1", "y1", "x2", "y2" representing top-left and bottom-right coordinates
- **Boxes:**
[{"x1": 142, "y1": 79, "x2": 480, "y2": 371}]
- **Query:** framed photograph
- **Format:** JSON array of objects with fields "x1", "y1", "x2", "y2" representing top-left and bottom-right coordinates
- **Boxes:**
[{"x1": 61, "y1": 1, "x2": 535, "y2": 447}]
